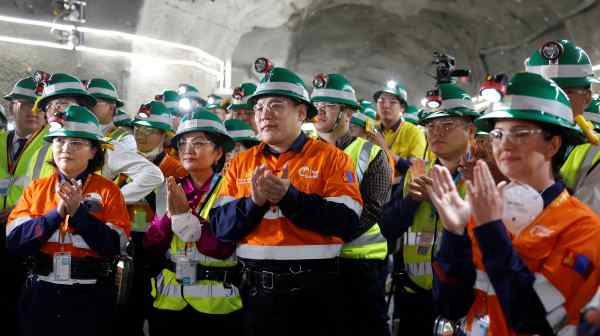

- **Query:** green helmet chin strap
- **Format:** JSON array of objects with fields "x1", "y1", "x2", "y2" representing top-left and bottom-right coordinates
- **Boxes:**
[{"x1": 321, "y1": 105, "x2": 350, "y2": 134}]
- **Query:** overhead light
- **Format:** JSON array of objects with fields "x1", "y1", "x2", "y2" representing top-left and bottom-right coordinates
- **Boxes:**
[
  {"x1": 0, "y1": 35, "x2": 73, "y2": 50},
  {"x1": 75, "y1": 26, "x2": 223, "y2": 67},
  {"x1": 75, "y1": 45, "x2": 221, "y2": 76},
  {"x1": 0, "y1": 14, "x2": 225, "y2": 82}
]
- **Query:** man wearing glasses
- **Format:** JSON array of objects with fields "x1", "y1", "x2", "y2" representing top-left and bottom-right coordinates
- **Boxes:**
[
  {"x1": 380, "y1": 83, "x2": 479, "y2": 334},
  {"x1": 312, "y1": 73, "x2": 392, "y2": 336},
  {"x1": 211, "y1": 64, "x2": 363, "y2": 336},
  {"x1": 371, "y1": 80, "x2": 427, "y2": 183}
]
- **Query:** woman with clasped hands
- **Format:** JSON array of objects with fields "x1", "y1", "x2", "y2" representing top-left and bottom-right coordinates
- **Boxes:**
[{"x1": 427, "y1": 72, "x2": 600, "y2": 335}]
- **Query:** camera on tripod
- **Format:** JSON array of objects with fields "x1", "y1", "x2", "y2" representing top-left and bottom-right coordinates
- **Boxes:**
[{"x1": 432, "y1": 52, "x2": 470, "y2": 84}]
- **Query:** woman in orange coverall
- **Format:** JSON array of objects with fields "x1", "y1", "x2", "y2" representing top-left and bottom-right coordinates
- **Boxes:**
[
  {"x1": 428, "y1": 72, "x2": 600, "y2": 335},
  {"x1": 6, "y1": 105, "x2": 130, "y2": 336}
]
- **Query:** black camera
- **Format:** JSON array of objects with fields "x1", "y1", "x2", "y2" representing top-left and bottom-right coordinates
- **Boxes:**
[{"x1": 432, "y1": 52, "x2": 470, "y2": 84}]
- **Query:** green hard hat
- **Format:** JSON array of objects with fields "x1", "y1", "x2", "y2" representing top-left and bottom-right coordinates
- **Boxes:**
[
  {"x1": 358, "y1": 99, "x2": 377, "y2": 119},
  {"x1": 133, "y1": 100, "x2": 173, "y2": 132},
  {"x1": 310, "y1": 73, "x2": 360, "y2": 109},
  {"x1": 403, "y1": 105, "x2": 421, "y2": 124},
  {"x1": 373, "y1": 80, "x2": 408, "y2": 105},
  {"x1": 45, "y1": 105, "x2": 106, "y2": 143},
  {"x1": 87, "y1": 78, "x2": 124, "y2": 107},
  {"x1": 4, "y1": 77, "x2": 37, "y2": 102},
  {"x1": 38, "y1": 73, "x2": 96, "y2": 111},
  {"x1": 178, "y1": 83, "x2": 207, "y2": 106},
  {"x1": 113, "y1": 109, "x2": 133, "y2": 128},
  {"x1": 525, "y1": 40, "x2": 600, "y2": 89},
  {"x1": 228, "y1": 83, "x2": 257, "y2": 110},
  {"x1": 249, "y1": 66, "x2": 317, "y2": 119},
  {"x1": 418, "y1": 83, "x2": 479, "y2": 125},
  {"x1": 174, "y1": 107, "x2": 234, "y2": 152},
  {"x1": 475, "y1": 72, "x2": 584, "y2": 146},
  {"x1": 224, "y1": 119, "x2": 260, "y2": 145}
]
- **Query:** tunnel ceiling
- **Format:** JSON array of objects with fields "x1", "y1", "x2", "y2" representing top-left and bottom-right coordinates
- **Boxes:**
[{"x1": 0, "y1": 0, "x2": 599, "y2": 111}]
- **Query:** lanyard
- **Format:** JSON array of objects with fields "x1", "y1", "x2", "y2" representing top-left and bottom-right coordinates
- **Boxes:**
[{"x1": 183, "y1": 174, "x2": 220, "y2": 254}]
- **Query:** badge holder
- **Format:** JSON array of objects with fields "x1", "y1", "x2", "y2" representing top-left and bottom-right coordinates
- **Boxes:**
[
  {"x1": 471, "y1": 315, "x2": 490, "y2": 336},
  {"x1": 175, "y1": 256, "x2": 196, "y2": 285},
  {"x1": 53, "y1": 252, "x2": 72, "y2": 281},
  {"x1": 416, "y1": 231, "x2": 434, "y2": 255}
]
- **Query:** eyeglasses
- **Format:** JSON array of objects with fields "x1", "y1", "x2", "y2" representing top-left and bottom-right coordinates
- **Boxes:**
[
  {"x1": 488, "y1": 128, "x2": 545, "y2": 145},
  {"x1": 52, "y1": 138, "x2": 91, "y2": 151},
  {"x1": 47, "y1": 100, "x2": 76, "y2": 111},
  {"x1": 314, "y1": 102, "x2": 342, "y2": 111},
  {"x1": 424, "y1": 120, "x2": 466, "y2": 134},
  {"x1": 134, "y1": 126, "x2": 162, "y2": 136},
  {"x1": 177, "y1": 137, "x2": 214, "y2": 150},
  {"x1": 253, "y1": 99, "x2": 291, "y2": 114}
]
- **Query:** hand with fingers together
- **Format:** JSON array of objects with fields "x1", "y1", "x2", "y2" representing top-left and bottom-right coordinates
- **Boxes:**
[
  {"x1": 260, "y1": 164, "x2": 290, "y2": 205},
  {"x1": 166, "y1": 176, "x2": 190, "y2": 216},
  {"x1": 56, "y1": 179, "x2": 83, "y2": 216},
  {"x1": 466, "y1": 160, "x2": 507, "y2": 227},
  {"x1": 426, "y1": 165, "x2": 471, "y2": 235},
  {"x1": 251, "y1": 165, "x2": 269, "y2": 206}
]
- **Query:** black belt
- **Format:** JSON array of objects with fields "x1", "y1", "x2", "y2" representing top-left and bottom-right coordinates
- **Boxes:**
[
  {"x1": 166, "y1": 260, "x2": 237, "y2": 283},
  {"x1": 239, "y1": 260, "x2": 339, "y2": 293},
  {"x1": 33, "y1": 253, "x2": 113, "y2": 280}
]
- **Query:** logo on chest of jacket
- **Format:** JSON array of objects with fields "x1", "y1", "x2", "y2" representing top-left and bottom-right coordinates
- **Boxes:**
[
  {"x1": 528, "y1": 224, "x2": 554, "y2": 238},
  {"x1": 298, "y1": 166, "x2": 319, "y2": 179}
]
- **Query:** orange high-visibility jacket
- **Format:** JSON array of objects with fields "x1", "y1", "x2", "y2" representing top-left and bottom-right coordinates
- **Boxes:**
[
  {"x1": 214, "y1": 136, "x2": 363, "y2": 260},
  {"x1": 7, "y1": 172, "x2": 130, "y2": 258},
  {"x1": 465, "y1": 192, "x2": 600, "y2": 335}
]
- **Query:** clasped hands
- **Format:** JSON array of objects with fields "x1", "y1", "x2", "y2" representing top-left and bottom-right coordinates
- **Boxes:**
[
  {"x1": 56, "y1": 179, "x2": 83, "y2": 217},
  {"x1": 251, "y1": 164, "x2": 290, "y2": 207}
]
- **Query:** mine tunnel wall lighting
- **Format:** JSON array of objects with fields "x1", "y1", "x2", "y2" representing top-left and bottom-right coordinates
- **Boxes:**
[{"x1": 0, "y1": 14, "x2": 226, "y2": 84}]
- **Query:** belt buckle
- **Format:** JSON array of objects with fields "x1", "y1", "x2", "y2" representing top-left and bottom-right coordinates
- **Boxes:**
[{"x1": 261, "y1": 270, "x2": 274, "y2": 290}]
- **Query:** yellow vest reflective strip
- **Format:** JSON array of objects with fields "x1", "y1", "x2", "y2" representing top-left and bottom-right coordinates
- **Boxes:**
[
  {"x1": 574, "y1": 145, "x2": 600, "y2": 187},
  {"x1": 108, "y1": 127, "x2": 130, "y2": 142},
  {"x1": 401, "y1": 160, "x2": 465, "y2": 290},
  {"x1": 153, "y1": 178, "x2": 242, "y2": 314},
  {"x1": 237, "y1": 243, "x2": 342, "y2": 260},
  {"x1": 151, "y1": 269, "x2": 242, "y2": 314},
  {"x1": 0, "y1": 131, "x2": 8, "y2": 209},
  {"x1": 474, "y1": 269, "x2": 569, "y2": 333},
  {"x1": 339, "y1": 137, "x2": 388, "y2": 260},
  {"x1": 1, "y1": 129, "x2": 47, "y2": 208}
]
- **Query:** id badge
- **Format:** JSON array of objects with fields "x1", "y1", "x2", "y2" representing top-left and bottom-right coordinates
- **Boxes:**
[
  {"x1": 175, "y1": 256, "x2": 196, "y2": 285},
  {"x1": 53, "y1": 252, "x2": 71, "y2": 281},
  {"x1": 471, "y1": 315, "x2": 489, "y2": 336},
  {"x1": 417, "y1": 232, "x2": 434, "y2": 255}
]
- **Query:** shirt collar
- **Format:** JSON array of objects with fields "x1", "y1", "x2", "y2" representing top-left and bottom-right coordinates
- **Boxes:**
[
  {"x1": 262, "y1": 131, "x2": 308, "y2": 156},
  {"x1": 179, "y1": 174, "x2": 216, "y2": 208},
  {"x1": 541, "y1": 180, "x2": 566, "y2": 208},
  {"x1": 58, "y1": 168, "x2": 92, "y2": 185},
  {"x1": 381, "y1": 118, "x2": 402, "y2": 132},
  {"x1": 335, "y1": 132, "x2": 355, "y2": 149}
]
